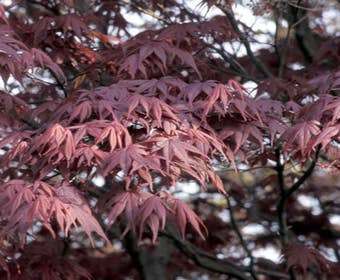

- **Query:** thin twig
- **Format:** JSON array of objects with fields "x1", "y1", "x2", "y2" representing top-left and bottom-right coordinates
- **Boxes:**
[{"x1": 225, "y1": 195, "x2": 258, "y2": 280}]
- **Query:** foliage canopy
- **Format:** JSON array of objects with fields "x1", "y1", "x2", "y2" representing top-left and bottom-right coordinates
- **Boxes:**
[{"x1": 0, "y1": 0, "x2": 339, "y2": 279}]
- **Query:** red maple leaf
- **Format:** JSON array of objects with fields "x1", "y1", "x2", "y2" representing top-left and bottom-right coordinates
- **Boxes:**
[{"x1": 170, "y1": 198, "x2": 208, "y2": 239}]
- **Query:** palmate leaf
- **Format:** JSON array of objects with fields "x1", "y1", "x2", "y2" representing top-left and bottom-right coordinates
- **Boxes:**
[
  {"x1": 31, "y1": 48, "x2": 66, "y2": 81},
  {"x1": 119, "y1": 40, "x2": 201, "y2": 79},
  {"x1": 137, "y1": 195, "x2": 172, "y2": 244},
  {"x1": 186, "y1": 126, "x2": 226, "y2": 157},
  {"x1": 30, "y1": 124, "x2": 76, "y2": 166},
  {"x1": 131, "y1": 77, "x2": 187, "y2": 100},
  {"x1": 324, "y1": 95, "x2": 340, "y2": 125},
  {"x1": 32, "y1": 14, "x2": 92, "y2": 45},
  {"x1": 0, "y1": 24, "x2": 65, "y2": 84},
  {"x1": 1, "y1": 1, "x2": 339, "y2": 278},
  {"x1": 143, "y1": 132, "x2": 226, "y2": 192},
  {"x1": 281, "y1": 120, "x2": 321, "y2": 153},
  {"x1": 95, "y1": 121, "x2": 132, "y2": 152},
  {"x1": 74, "y1": 144, "x2": 108, "y2": 167},
  {"x1": 126, "y1": 94, "x2": 179, "y2": 128},
  {"x1": 145, "y1": 133, "x2": 209, "y2": 172},
  {"x1": 103, "y1": 191, "x2": 169, "y2": 244},
  {"x1": 102, "y1": 191, "x2": 209, "y2": 243},
  {"x1": 100, "y1": 144, "x2": 163, "y2": 189},
  {"x1": 103, "y1": 191, "x2": 143, "y2": 233},
  {"x1": 170, "y1": 198, "x2": 208, "y2": 240},
  {"x1": 158, "y1": 15, "x2": 234, "y2": 42},
  {"x1": 0, "y1": 180, "x2": 108, "y2": 246},
  {"x1": 219, "y1": 122, "x2": 263, "y2": 153},
  {"x1": 311, "y1": 124, "x2": 340, "y2": 150}
]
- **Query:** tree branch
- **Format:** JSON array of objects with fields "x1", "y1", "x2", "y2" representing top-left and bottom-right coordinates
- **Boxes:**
[
  {"x1": 162, "y1": 228, "x2": 291, "y2": 279},
  {"x1": 275, "y1": 148, "x2": 288, "y2": 245},
  {"x1": 205, "y1": 43, "x2": 258, "y2": 82},
  {"x1": 161, "y1": 228, "x2": 253, "y2": 280},
  {"x1": 276, "y1": 146, "x2": 321, "y2": 245},
  {"x1": 287, "y1": 3, "x2": 319, "y2": 63},
  {"x1": 225, "y1": 195, "x2": 258, "y2": 280},
  {"x1": 216, "y1": 5, "x2": 273, "y2": 78}
]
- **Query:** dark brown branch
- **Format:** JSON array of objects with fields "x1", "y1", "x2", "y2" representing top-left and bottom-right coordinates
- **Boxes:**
[
  {"x1": 48, "y1": 67, "x2": 68, "y2": 98},
  {"x1": 287, "y1": 3, "x2": 319, "y2": 63},
  {"x1": 257, "y1": 268, "x2": 290, "y2": 279},
  {"x1": 206, "y1": 43, "x2": 258, "y2": 82},
  {"x1": 124, "y1": 232, "x2": 147, "y2": 279},
  {"x1": 26, "y1": 0, "x2": 61, "y2": 15},
  {"x1": 216, "y1": 5, "x2": 273, "y2": 78},
  {"x1": 161, "y1": 228, "x2": 253, "y2": 280},
  {"x1": 278, "y1": 22, "x2": 292, "y2": 78},
  {"x1": 277, "y1": 0, "x2": 306, "y2": 77},
  {"x1": 276, "y1": 146, "x2": 321, "y2": 245},
  {"x1": 162, "y1": 229, "x2": 290, "y2": 280},
  {"x1": 275, "y1": 148, "x2": 288, "y2": 245},
  {"x1": 123, "y1": 230, "x2": 173, "y2": 280},
  {"x1": 275, "y1": 148, "x2": 286, "y2": 195}
]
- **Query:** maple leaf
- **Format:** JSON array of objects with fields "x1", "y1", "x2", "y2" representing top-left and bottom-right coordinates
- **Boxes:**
[
  {"x1": 69, "y1": 100, "x2": 93, "y2": 123},
  {"x1": 126, "y1": 94, "x2": 179, "y2": 129},
  {"x1": 132, "y1": 76, "x2": 187, "y2": 99},
  {"x1": 306, "y1": 69, "x2": 340, "y2": 95},
  {"x1": 103, "y1": 191, "x2": 144, "y2": 234},
  {"x1": 186, "y1": 126, "x2": 226, "y2": 157},
  {"x1": 253, "y1": 98, "x2": 286, "y2": 145},
  {"x1": 74, "y1": 144, "x2": 108, "y2": 167},
  {"x1": 0, "y1": 26, "x2": 31, "y2": 83},
  {"x1": 0, "y1": 1, "x2": 339, "y2": 278},
  {"x1": 158, "y1": 16, "x2": 234, "y2": 43},
  {"x1": 179, "y1": 80, "x2": 216, "y2": 109},
  {"x1": 137, "y1": 195, "x2": 171, "y2": 244},
  {"x1": 311, "y1": 125, "x2": 340, "y2": 150},
  {"x1": 170, "y1": 198, "x2": 208, "y2": 239},
  {"x1": 119, "y1": 40, "x2": 201, "y2": 79},
  {"x1": 32, "y1": 14, "x2": 91, "y2": 45},
  {"x1": 30, "y1": 123, "x2": 76, "y2": 166},
  {"x1": 0, "y1": 180, "x2": 109, "y2": 246},
  {"x1": 203, "y1": 83, "x2": 230, "y2": 118},
  {"x1": 100, "y1": 144, "x2": 163, "y2": 189},
  {"x1": 282, "y1": 243, "x2": 330, "y2": 274},
  {"x1": 281, "y1": 120, "x2": 321, "y2": 152},
  {"x1": 324, "y1": 95, "x2": 340, "y2": 125},
  {"x1": 144, "y1": 133, "x2": 208, "y2": 174},
  {"x1": 219, "y1": 121, "x2": 263, "y2": 152},
  {"x1": 31, "y1": 48, "x2": 66, "y2": 80},
  {"x1": 95, "y1": 121, "x2": 132, "y2": 152}
]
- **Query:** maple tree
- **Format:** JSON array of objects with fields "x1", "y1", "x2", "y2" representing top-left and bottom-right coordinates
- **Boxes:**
[{"x1": 0, "y1": 0, "x2": 339, "y2": 279}]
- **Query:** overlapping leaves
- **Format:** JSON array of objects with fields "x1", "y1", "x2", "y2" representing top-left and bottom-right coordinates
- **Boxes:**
[{"x1": 0, "y1": 180, "x2": 108, "y2": 245}]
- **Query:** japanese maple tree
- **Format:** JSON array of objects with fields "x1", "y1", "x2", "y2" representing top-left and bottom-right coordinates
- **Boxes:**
[{"x1": 0, "y1": 0, "x2": 339, "y2": 279}]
